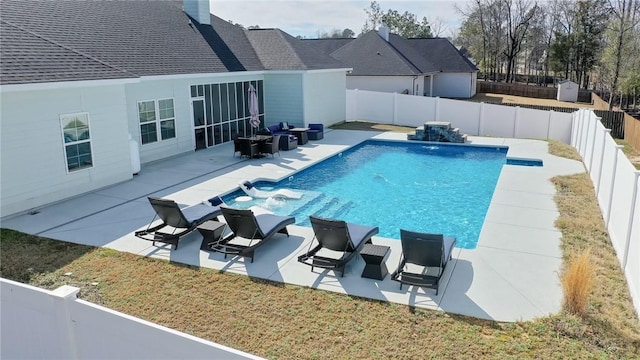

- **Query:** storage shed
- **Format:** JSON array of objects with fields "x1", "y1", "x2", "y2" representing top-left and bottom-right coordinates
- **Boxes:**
[{"x1": 557, "y1": 80, "x2": 579, "y2": 102}]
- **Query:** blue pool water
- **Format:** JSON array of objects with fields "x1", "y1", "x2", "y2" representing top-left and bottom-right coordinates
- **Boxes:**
[{"x1": 224, "y1": 140, "x2": 508, "y2": 249}]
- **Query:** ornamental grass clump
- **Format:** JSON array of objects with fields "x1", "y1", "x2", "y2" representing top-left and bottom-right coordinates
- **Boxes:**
[{"x1": 561, "y1": 248, "x2": 594, "y2": 317}]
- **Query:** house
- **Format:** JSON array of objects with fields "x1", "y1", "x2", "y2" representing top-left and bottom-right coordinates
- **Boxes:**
[
  {"x1": 0, "y1": 0, "x2": 350, "y2": 217},
  {"x1": 305, "y1": 26, "x2": 478, "y2": 98}
]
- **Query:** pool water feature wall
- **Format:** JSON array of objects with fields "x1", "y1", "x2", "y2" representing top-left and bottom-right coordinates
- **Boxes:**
[{"x1": 224, "y1": 140, "x2": 509, "y2": 249}]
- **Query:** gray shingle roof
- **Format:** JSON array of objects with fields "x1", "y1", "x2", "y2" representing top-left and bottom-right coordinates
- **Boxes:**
[
  {"x1": 0, "y1": 0, "x2": 346, "y2": 85},
  {"x1": 407, "y1": 38, "x2": 478, "y2": 73},
  {"x1": 0, "y1": 20, "x2": 134, "y2": 85},
  {"x1": 246, "y1": 29, "x2": 347, "y2": 70},
  {"x1": 329, "y1": 31, "x2": 421, "y2": 76},
  {"x1": 305, "y1": 31, "x2": 478, "y2": 76},
  {"x1": 302, "y1": 38, "x2": 354, "y2": 55}
]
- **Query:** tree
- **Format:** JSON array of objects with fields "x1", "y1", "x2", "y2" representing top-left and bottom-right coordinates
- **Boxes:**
[
  {"x1": 342, "y1": 28, "x2": 355, "y2": 38},
  {"x1": 502, "y1": 0, "x2": 540, "y2": 83},
  {"x1": 603, "y1": 0, "x2": 640, "y2": 109},
  {"x1": 456, "y1": 0, "x2": 509, "y2": 81},
  {"x1": 317, "y1": 28, "x2": 355, "y2": 38},
  {"x1": 361, "y1": 1, "x2": 432, "y2": 38},
  {"x1": 548, "y1": 0, "x2": 608, "y2": 88}
]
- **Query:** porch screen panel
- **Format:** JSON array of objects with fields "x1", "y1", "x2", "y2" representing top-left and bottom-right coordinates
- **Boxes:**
[{"x1": 190, "y1": 79, "x2": 264, "y2": 146}]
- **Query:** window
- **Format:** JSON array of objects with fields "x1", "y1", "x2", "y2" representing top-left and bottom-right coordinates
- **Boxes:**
[
  {"x1": 138, "y1": 98, "x2": 176, "y2": 144},
  {"x1": 158, "y1": 99, "x2": 176, "y2": 140},
  {"x1": 61, "y1": 113, "x2": 93, "y2": 172}
]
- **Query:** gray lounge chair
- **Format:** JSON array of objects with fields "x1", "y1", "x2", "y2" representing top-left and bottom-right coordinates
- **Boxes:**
[
  {"x1": 297, "y1": 215, "x2": 379, "y2": 277},
  {"x1": 135, "y1": 196, "x2": 223, "y2": 250},
  {"x1": 390, "y1": 229, "x2": 456, "y2": 295},
  {"x1": 209, "y1": 206, "x2": 295, "y2": 262}
]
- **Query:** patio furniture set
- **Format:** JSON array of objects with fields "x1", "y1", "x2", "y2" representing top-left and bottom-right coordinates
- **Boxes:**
[
  {"x1": 135, "y1": 188, "x2": 456, "y2": 294},
  {"x1": 234, "y1": 123, "x2": 323, "y2": 158}
]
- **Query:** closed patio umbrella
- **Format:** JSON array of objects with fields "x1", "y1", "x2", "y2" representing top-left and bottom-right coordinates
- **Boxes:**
[{"x1": 248, "y1": 85, "x2": 259, "y2": 136}]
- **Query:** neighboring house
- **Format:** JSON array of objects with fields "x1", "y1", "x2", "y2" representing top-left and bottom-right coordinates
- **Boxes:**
[
  {"x1": 0, "y1": 0, "x2": 349, "y2": 217},
  {"x1": 305, "y1": 26, "x2": 478, "y2": 98}
]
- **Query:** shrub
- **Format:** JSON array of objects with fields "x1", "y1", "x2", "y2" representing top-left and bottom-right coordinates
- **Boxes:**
[{"x1": 561, "y1": 248, "x2": 594, "y2": 317}]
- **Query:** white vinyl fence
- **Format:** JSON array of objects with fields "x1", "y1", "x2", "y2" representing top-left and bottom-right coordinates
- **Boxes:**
[
  {"x1": 346, "y1": 89, "x2": 574, "y2": 143},
  {"x1": 572, "y1": 109, "x2": 640, "y2": 317},
  {"x1": 0, "y1": 278, "x2": 262, "y2": 360}
]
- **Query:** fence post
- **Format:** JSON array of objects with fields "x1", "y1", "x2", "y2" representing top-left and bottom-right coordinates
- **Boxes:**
[
  {"x1": 606, "y1": 146, "x2": 624, "y2": 227},
  {"x1": 576, "y1": 110, "x2": 585, "y2": 153},
  {"x1": 622, "y1": 172, "x2": 640, "y2": 269},
  {"x1": 51, "y1": 285, "x2": 81, "y2": 360},
  {"x1": 596, "y1": 129, "x2": 612, "y2": 194},
  {"x1": 513, "y1": 106, "x2": 520, "y2": 138},
  {"x1": 435, "y1": 97, "x2": 440, "y2": 122},
  {"x1": 393, "y1": 92, "x2": 398, "y2": 125},
  {"x1": 353, "y1": 89, "x2": 358, "y2": 121},
  {"x1": 547, "y1": 110, "x2": 554, "y2": 139},
  {"x1": 478, "y1": 102, "x2": 484, "y2": 136},
  {"x1": 588, "y1": 117, "x2": 601, "y2": 172}
]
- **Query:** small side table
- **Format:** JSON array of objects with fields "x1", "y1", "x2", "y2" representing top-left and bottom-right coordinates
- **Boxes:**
[
  {"x1": 360, "y1": 244, "x2": 390, "y2": 280},
  {"x1": 289, "y1": 128, "x2": 309, "y2": 145},
  {"x1": 197, "y1": 220, "x2": 226, "y2": 251}
]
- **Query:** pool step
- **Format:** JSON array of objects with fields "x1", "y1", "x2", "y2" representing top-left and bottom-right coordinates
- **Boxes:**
[{"x1": 297, "y1": 196, "x2": 353, "y2": 226}]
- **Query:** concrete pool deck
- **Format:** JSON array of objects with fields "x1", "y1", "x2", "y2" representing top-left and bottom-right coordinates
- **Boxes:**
[{"x1": 1, "y1": 129, "x2": 586, "y2": 322}]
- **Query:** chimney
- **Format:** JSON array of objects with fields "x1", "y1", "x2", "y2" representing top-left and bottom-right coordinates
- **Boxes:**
[
  {"x1": 378, "y1": 23, "x2": 389, "y2": 42},
  {"x1": 183, "y1": 0, "x2": 210, "y2": 25}
]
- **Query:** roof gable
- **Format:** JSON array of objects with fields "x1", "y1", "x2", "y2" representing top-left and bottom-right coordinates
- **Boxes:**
[
  {"x1": 330, "y1": 31, "x2": 420, "y2": 76},
  {"x1": 406, "y1": 38, "x2": 478, "y2": 73},
  {"x1": 247, "y1": 29, "x2": 346, "y2": 71},
  {"x1": 305, "y1": 31, "x2": 478, "y2": 76}
]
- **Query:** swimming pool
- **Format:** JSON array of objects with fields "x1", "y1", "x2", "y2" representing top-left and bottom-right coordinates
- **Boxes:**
[{"x1": 224, "y1": 140, "x2": 508, "y2": 249}]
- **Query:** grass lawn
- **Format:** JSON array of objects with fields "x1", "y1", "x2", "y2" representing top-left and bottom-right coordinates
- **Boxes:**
[{"x1": 1, "y1": 130, "x2": 639, "y2": 359}]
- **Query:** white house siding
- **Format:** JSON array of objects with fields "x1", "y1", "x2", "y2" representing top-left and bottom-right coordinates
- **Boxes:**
[
  {"x1": 432, "y1": 72, "x2": 477, "y2": 98},
  {"x1": 124, "y1": 79, "x2": 193, "y2": 164},
  {"x1": 263, "y1": 73, "x2": 304, "y2": 128},
  {"x1": 126, "y1": 74, "x2": 265, "y2": 164},
  {"x1": 346, "y1": 75, "x2": 419, "y2": 95},
  {"x1": 302, "y1": 70, "x2": 347, "y2": 127},
  {"x1": 0, "y1": 84, "x2": 131, "y2": 217}
]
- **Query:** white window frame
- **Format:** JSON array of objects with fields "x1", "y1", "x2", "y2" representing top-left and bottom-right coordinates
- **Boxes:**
[
  {"x1": 59, "y1": 112, "x2": 93, "y2": 173},
  {"x1": 137, "y1": 98, "x2": 176, "y2": 145}
]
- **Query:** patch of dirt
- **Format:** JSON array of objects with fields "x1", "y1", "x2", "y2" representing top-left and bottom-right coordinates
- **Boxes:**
[
  {"x1": 470, "y1": 93, "x2": 594, "y2": 109},
  {"x1": 330, "y1": 121, "x2": 415, "y2": 133}
]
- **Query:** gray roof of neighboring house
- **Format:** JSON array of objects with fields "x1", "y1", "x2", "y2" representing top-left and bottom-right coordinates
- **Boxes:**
[
  {"x1": 0, "y1": 0, "x2": 345, "y2": 85},
  {"x1": 246, "y1": 29, "x2": 346, "y2": 71},
  {"x1": 305, "y1": 31, "x2": 478, "y2": 76},
  {"x1": 406, "y1": 38, "x2": 478, "y2": 73},
  {"x1": 302, "y1": 38, "x2": 354, "y2": 55},
  {"x1": 330, "y1": 31, "x2": 423, "y2": 76}
]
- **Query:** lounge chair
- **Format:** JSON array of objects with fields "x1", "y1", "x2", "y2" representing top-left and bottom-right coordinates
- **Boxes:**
[
  {"x1": 239, "y1": 180, "x2": 303, "y2": 199},
  {"x1": 135, "y1": 196, "x2": 224, "y2": 250},
  {"x1": 297, "y1": 216, "x2": 379, "y2": 277},
  {"x1": 209, "y1": 206, "x2": 295, "y2": 262},
  {"x1": 390, "y1": 229, "x2": 456, "y2": 295}
]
